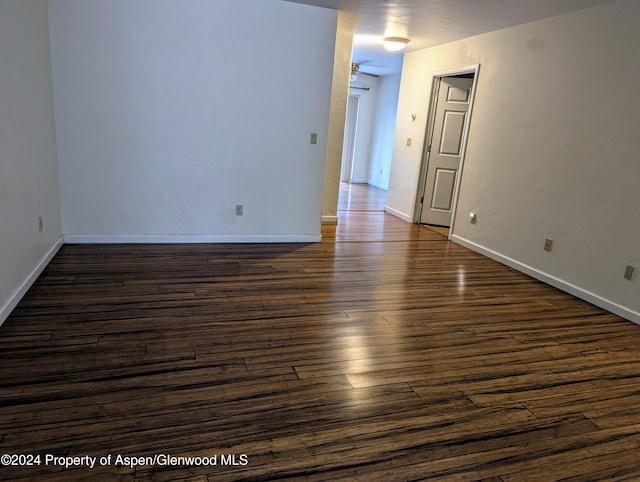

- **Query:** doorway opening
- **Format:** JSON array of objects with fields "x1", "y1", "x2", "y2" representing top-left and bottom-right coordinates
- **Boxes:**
[
  {"x1": 416, "y1": 65, "x2": 479, "y2": 239},
  {"x1": 337, "y1": 90, "x2": 389, "y2": 214}
]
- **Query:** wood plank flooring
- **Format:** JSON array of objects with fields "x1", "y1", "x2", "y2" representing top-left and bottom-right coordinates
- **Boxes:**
[
  {"x1": 338, "y1": 181, "x2": 449, "y2": 238},
  {"x1": 1, "y1": 189, "x2": 640, "y2": 480},
  {"x1": 338, "y1": 182, "x2": 387, "y2": 212}
]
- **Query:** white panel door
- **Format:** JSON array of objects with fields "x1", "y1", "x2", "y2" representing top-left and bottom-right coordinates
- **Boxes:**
[{"x1": 420, "y1": 77, "x2": 473, "y2": 227}]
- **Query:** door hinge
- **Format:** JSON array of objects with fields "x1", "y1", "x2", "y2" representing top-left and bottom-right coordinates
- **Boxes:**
[
  {"x1": 420, "y1": 197, "x2": 424, "y2": 204},
  {"x1": 427, "y1": 145, "x2": 431, "y2": 153}
]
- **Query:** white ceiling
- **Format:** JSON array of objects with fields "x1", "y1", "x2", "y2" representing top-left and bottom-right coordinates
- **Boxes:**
[{"x1": 286, "y1": 0, "x2": 615, "y2": 75}]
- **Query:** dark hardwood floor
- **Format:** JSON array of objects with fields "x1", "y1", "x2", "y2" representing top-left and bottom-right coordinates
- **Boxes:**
[
  {"x1": 338, "y1": 182, "x2": 387, "y2": 212},
  {"x1": 1, "y1": 186, "x2": 640, "y2": 481}
]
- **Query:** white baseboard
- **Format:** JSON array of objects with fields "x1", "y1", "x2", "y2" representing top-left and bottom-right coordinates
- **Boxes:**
[
  {"x1": 384, "y1": 206, "x2": 412, "y2": 222},
  {"x1": 0, "y1": 236, "x2": 64, "y2": 327},
  {"x1": 322, "y1": 216, "x2": 338, "y2": 223},
  {"x1": 451, "y1": 235, "x2": 640, "y2": 325},
  {"x1": 63, "y1": 234, "x2": 322, "y2": 244}
]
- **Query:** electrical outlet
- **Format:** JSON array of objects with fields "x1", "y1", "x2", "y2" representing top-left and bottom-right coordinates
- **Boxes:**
[
  {"x1": 544, "y1": 238, "x2": 553, "y2": 252},
  {"x1": 310, "y1": 133, "x2": 317, "y2": 144},
  {"x1": 235, "y1": 204, "x2": 243, "y2": 216},
  {"x1": 38, "y1": 216, "x2": 43, "y2": 232},
  {"x1": 624, "y1": 265, "x2": 635, "y2": 280}
]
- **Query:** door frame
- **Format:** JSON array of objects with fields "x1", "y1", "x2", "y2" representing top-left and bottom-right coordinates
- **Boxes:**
[
  {"x1": 415, "y1": 64, "x2": 480, "y2": 238},
  {"x1": 340, "y1": 94, "x2": 361, "y2": 182}
]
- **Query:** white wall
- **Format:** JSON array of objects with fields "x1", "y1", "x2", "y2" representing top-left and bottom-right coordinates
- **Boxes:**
[
  {"x1": 387, "y1": 0, "x2": 640, "y2": 321},
  {"x1": 49, "y1": 0, "x2": 337, "y2": 242},
  {"x1": 0, "y1": 0, "x2": 63, "y2": 325},
  {"x1": 348, "y1": 75, "x2": 379, "y2": 183},
  {"x1": 342, "y1": 72, "x2": 401, "y2": 189},
  {"x1": 368, "y1": 73, "x2": 401, "y2": 190}
]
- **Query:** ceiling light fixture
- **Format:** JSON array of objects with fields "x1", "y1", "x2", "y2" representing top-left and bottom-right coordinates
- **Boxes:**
[{"x1": 383, "y1": 37, "x2": 409, "y2": 52}]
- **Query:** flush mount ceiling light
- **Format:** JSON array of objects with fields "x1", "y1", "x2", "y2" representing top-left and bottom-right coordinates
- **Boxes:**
[{"x1": 383, "y1": 37, "x2": 409, "y2": 52}]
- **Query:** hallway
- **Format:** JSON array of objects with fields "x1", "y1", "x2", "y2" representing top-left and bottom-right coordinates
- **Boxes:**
[{"x1": 335, "y1": 182, "x2": 449, "y2": 239}]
